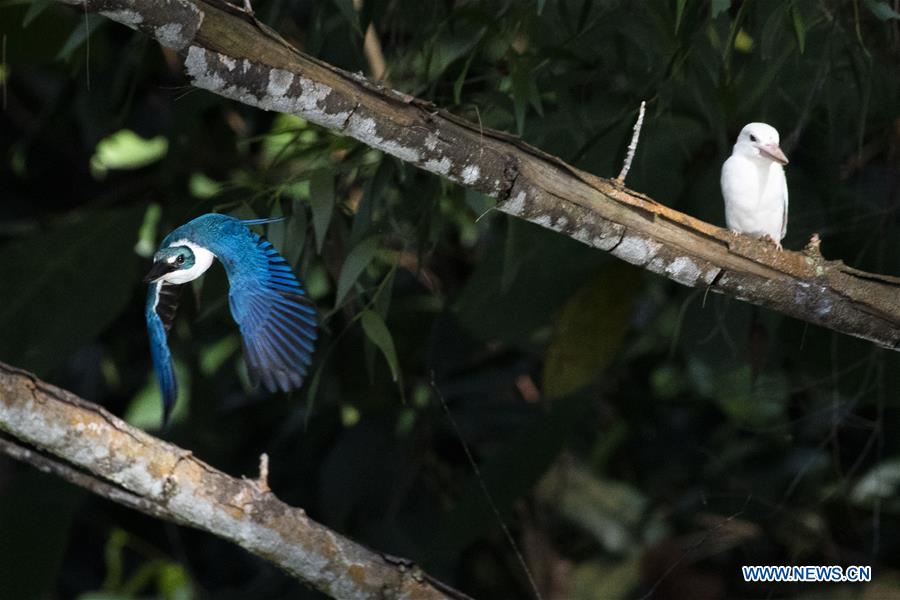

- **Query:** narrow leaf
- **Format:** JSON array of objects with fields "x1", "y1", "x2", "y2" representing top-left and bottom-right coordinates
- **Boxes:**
[
  {"x1": 23, "y1": 0, "x2": 54, "y2": 27},
  {"x1": 266, "y1": 201, "x2": 285, "y2": 252},
  {"x1": 360, "y1": 310, "x2": 400, "y2": 382},
  {"x1": 285, "y1": 200, "x2": 308, "y2": 267},
  {"x1": 864, "y1": 0, "x2": 900, "y2": 20},
  {"x1": 790, "y1": 5, "x2": 806, "y2": 54},
  {"x1": 675, "y1": 0, "x2": 688, "y2": 33},
  {"x1": 711, "y1": 0, "x2": 731, "y2": 18},
  {"x1": 331, "y1": 0, "x2": 362, "y2": 33},
  {"x1": 334, "y1": 236, "x2": 378, "y2": 308},
  {"x1": 309, "y1": 170, "x2": 335, "y2": 254},
  {"x1": 56, "y1": 15, "x2": 103, "y2": 61}
]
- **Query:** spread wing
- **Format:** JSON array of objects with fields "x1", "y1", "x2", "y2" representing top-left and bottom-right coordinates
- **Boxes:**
[
  {"x1": 226, "y1": 234, "x2": 317, "y2": 394},
  {"x1": 146, "y1": 281, "x2": 181, "y2": 425}
]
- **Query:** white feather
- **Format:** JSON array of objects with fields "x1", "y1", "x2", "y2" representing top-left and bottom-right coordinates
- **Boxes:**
[
  {"x1": 721, "y1": 123, "x2": 789, "y2": 242},
  {"x1": 160, "y1": 239, "x2": 216, "y2": 284}
]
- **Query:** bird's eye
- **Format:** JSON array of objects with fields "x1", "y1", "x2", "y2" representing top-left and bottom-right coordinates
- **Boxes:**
[
  {"x1": 175, "y1": 255, "x2": 185, "y2": 265},
  {"x1": 749, "y1": 134, "x2": 758, "y2": 143}
]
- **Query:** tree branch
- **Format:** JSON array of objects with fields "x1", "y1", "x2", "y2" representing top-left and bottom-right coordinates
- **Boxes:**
[
  {"x1": 56, "y1": 0, "x2": 900, "y2": 349},
  {"x1": 0, "y1": 362, "x2": 457, "y2": 600}
]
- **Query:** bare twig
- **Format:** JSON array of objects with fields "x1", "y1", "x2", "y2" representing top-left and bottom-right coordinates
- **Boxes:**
[
  {"x1": 615, "y1": 100, "x2": 646, "y2": 185},
  {"x1": 255, "y1": 452, "x2": 270, "y2": 493},
  {"x1": 0, "y1": 362, "x2": 455, "y2": 599}
]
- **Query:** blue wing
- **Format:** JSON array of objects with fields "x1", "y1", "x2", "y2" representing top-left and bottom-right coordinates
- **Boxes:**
[
  {"x1": 145, "y1": 281, "x2": 181, "y2": 425},
  {"x1": 226, "y1": 233, "x2": 317, "y2": 394}
]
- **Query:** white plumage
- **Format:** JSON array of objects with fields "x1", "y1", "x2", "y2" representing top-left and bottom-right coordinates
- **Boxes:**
[{"x1": 721, "y1": 122, "x2": 789, "y2": 249}]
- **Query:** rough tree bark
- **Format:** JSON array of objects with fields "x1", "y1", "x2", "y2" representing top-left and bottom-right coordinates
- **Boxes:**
[
  {"x1": 54, "y1": 0, "x2": 900, "y2": 349},
  {"x1": 0, "y1": 362, "x2": 459, "y2": 600}
]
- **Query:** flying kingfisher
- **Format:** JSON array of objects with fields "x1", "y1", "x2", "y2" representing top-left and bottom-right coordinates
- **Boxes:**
[{"x1": 144, "y1": 213, "x2": 317, "y2": 424}]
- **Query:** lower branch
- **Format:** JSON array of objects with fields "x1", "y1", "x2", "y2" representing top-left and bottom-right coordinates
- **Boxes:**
[{"x1": 0, "y1": 362, "x2": 455, "y2": 600}]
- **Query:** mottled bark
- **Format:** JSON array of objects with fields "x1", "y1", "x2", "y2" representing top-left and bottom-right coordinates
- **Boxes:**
[
  {"x1": 0, "y1": 363, "x2": 457, "y2": 600},
  {"x1": 56, "y1": 0, "x2": 900, "y2": 346}
]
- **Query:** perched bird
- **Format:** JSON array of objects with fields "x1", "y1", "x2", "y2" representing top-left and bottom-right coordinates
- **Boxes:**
[
  {"x1": 721, "y1": 122, "x2": 789, "y2": 249},
  {"x1": 144, "y1": 213, "x2": 317, "y2": 424}
]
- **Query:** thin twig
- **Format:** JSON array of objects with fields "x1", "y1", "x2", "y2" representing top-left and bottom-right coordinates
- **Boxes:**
[
  {"x1": 431, "y1": 373, "x2": 543, "y2": 600},
  {"x1": 256, "y1": 452, "x2": 271, "y2": 493},
  {"x1": 2, "y1": 34, "x2": 7, "y2": 111},
  {"x1": 615, "y1": 100, "x2": 646, "y2": 184}
]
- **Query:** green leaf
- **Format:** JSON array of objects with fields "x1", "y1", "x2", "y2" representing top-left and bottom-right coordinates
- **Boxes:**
[
  {"x1": 0, "y1": 208, "x2": 144, "y2": 374},
  {"x1": 334, "y1": 236, "x2": 378, "y2": 308},
  {"x1": 536, "y1": 463, "x2": 647, "y2": 552},
  {"x1": 331, "y1": 0, "x2": 362, "y2": 33},
  {"x1": 790, "y1": 5, "x2": 806, "y2": 53},
  {"x1": 134, "y1": 203, "x2": 162, "y2": 258},
  {"x1": 453, "y1": 47, "x2": 479, "y2": 105},
  {"x1": 309, "y1": 170, "x2": 335, "y2": 254},
  {"x1": 570, "y1": 557, "x2": 641, "y2": 600},
  {"x1": 266, "y1": 201, "x2": 285, "y2": 253},
  {"x1": 360, "y1": 310, "x2": 400, "y2": 382},
  {"x1": 285, "y1": 200, "x2": 308, "y2": 267},
  {"x1": 864, "y1": 0, "x2": 900, "y2": 20},
  {"x1": 851, "y1": 459, "x2": 900, "y2": 508},
  {"x1": 90, "y1": 130, "x2": 169, "y2": 178},
  {"x1": 350, "y1": 159, "x2": 392, "y2": 246},
  {"x1": 734, "y1": 28, "x2": 754, "y2": 53},
  {"x1": 712, "y1": 366, "x2": 788, "y2": 428},
  {"x1": 56, "y1": 14, "x2": 103, "y2": 61},
  {"x1": 157, "y1": 563, "x2": 193, "y2": 600},
  {"x1": 125, "y1": 360, "x2": 190, "y2": 429},
  {"x1": 675, "y1": 0, "x2": 688, "y2": 33},
  {"x1": 543, "y1": 264, "x2": 640, "y2": 399},
  {"x1": 188, "y1": 172, "x2": 222, "y2": 199},
  {"x1": 23, "y1": 0, "x2": 53, "y2": 27},
  {"x1": 711, "y1": 0, "x2": 731, "y2": 18},
  {"x1": 511, "y1": 59, "x2": 541, "y2": 135}
]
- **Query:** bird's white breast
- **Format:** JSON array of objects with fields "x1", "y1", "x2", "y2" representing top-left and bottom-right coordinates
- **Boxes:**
[
  {"x1": 721, "y1": 154, "x2": 787, "y2": 241},
  {"x1": 162, "y1": 239, "x2": 216, "y2": 284}
]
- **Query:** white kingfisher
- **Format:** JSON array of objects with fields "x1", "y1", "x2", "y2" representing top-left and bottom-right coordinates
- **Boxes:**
[
  {"x1": 721, "y1": 122, "x2": 789, "y2": 249},
  {"x1": 144, "y1": 213, "x2": 317, "y2": 424}
]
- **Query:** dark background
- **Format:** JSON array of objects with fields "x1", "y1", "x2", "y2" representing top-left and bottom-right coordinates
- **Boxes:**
[{"x1": 1, "y1": 1, "x2": 899, "y2": 598}]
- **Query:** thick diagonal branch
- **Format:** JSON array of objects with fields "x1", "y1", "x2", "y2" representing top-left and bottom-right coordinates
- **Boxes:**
[
  {"x1": 56, "y1": 0, "x2": 900, "y2": 349},
  {"x1": 0, "y1": 362, "x2": 455, "y2": 600}
]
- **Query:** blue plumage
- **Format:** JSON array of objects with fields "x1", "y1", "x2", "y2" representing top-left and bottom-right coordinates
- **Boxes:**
[{"x1": 144, "y1": 214, "x2": 317, "y2": 425}]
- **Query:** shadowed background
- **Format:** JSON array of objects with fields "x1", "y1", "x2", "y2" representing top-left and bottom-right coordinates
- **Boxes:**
[{"x1": 1, "y1": 1, "x2": 899, "y2": 598}]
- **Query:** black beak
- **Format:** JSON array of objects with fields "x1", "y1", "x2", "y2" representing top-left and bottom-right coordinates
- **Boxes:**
[{"x1": 144, "y1": 261, "x2": 174, "y2": 283}]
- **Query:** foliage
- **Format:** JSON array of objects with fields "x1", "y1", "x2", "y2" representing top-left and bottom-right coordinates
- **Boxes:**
[{"x1": 1, "y1": 0, "x2": 899, "y2": 598}]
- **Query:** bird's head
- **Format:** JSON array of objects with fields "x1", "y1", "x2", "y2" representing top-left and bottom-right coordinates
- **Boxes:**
[
  {"x1": 734, "y1": 122, "x2": 789, "y2": 165},
  {"x1": 144, "y1": 246, "x2": 196, "y2": 283}
]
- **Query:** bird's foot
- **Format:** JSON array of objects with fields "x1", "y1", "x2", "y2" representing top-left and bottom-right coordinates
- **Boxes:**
[{"x1": 760, "y1": 234, "x2": 783, "y2": 251}]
